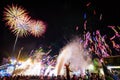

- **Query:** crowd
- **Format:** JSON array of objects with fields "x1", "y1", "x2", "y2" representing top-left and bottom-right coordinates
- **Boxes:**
[
  {"x1": 1, "y1": 69, "x2": 120, "y2": 80},
  {"x1": 0, "y1": 73, "x2": 105, "y2": 80},
  {"x1": 0, "y1": 62, "x2": 120, "y2": 80}
]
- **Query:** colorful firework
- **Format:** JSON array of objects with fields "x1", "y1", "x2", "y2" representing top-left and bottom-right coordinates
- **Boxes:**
[
  {"x1": 11, "y1": 15, "x2": 31, "y2": 37},
  {"x1": 3, "y1": 4, "x2": 31, "y2": 57},
  {"x1": 3, "y1": 4, "x2": 31, "y2": 37},
  {"x1": 29, "y1": 20, "x2": 46, "y2": 37}
]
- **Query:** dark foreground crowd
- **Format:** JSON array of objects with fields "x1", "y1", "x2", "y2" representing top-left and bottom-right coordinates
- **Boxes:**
[
  {"x1": 0, "y1": 73, "x2": 104, "y2": 80},
  {"x1": 0, "y1": 63, "x2": 120, "y2": 80},
  {"x1": 0, "y1": 71, "x2": 120, "y2": 80}
]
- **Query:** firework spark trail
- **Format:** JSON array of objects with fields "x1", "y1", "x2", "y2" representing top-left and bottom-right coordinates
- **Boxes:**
[
  {"x1": 108, "y1": 26, "x2": 120, "y2": 38},
  {"x1": 86, "y1": 2, "x2": 91, "y2": 7},
  {"x1": 107, "y1": 26, "x2": 120, "y2": 51},
  {"x1": 84, "y1": 20, "x2": 87, "y2": 30},
  {"x1": 82, "y1": 1, "x2": 117, "y2": 56},
  {"x1": 95, "y1": 31, "x2": 110, "y2": 57},
  {"x1": 99, "y1": 14, "x2": 102, "y2": 20},
  {"x1": 82, "y1": 29, "x2": 111, "y2": 59},
  {"x1": 118, "y1": 26, "x2": 120, "y2": 30}
]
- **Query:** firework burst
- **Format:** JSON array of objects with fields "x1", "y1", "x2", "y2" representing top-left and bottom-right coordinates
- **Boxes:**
[
  {"x1": 3, "y1": 4, "x2": 30, "y2": 37},
  {"x1": 29, "y1": 20, "x2": 46, "y2": 37},
  {"x1": 12, "y1": 15, "x2": 31, "y2": 37}
]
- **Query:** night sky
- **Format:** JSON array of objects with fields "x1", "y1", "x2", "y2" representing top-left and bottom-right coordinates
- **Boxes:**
[{"x1": 0, "y1": 0, "x2": 120, "y2": 64}]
